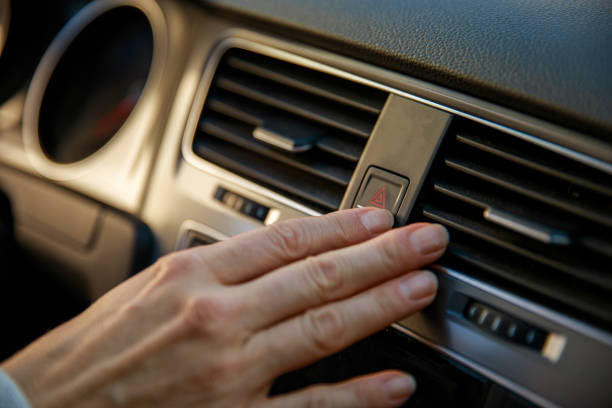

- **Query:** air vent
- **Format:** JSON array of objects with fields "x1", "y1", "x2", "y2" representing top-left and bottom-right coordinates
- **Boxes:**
[
  {"x1": 410, "y1": 118, "x2": 612, "y2": 328},
  {"x1": 192, "y1": 48, "x2": 388, "y2": 212}
]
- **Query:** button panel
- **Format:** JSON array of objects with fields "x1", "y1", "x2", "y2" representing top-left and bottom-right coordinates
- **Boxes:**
[{"x1": 214, "y1": 187, "x2": 270, "y2": 222}]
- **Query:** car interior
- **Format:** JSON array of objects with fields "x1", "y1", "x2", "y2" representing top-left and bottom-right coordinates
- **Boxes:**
[{"x1": 0, "y1": 0, "x2": 611, "y2": 407}]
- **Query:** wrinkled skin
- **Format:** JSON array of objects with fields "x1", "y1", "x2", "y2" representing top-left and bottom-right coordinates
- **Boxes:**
[{"x1": 2, "y1": 208, "x2": 449, "y2": 408}]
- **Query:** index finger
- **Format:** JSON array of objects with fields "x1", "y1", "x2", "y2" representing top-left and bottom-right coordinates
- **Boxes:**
[{"x1": 194, "y1": 207, "x2": 394, "y2": 284}]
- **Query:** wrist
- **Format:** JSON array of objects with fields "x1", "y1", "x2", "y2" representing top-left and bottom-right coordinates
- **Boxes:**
[{"x1": 0, "y1": 317, "x2": 85, "y2": 408}]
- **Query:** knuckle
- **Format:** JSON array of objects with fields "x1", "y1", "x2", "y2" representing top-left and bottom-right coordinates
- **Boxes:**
[
  {"x1": 377, "y1": 234, "x2": 403, "y2": 272},
  {"x1": 301, "y1": 308, "x2": 345, "y2": 355},
  {"x1": 155, "y1": 253, "x2": 193, "y2": 283},
  {"x1": 267, "y1": 220, "x2": 310, "y2": 260},
  {"x1": 329, "y1": 213, "x2": 354, "y2": 246},
  {"x1": 303, "y1": 256, "x2": 343, "y2": 301},
  {"x1": 182, "y1": 295, "x2": 229, "y2": 334},
  {"x1": 373, "y1": 286, "x2": 401, "y2": 317}
]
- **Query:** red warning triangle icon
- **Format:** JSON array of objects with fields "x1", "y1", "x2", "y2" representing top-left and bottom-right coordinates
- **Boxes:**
[{"x1": 368, "y1": 186, "x2": 386, "y2": 209}]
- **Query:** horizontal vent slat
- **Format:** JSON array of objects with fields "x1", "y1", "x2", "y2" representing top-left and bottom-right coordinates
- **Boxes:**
[
  {"x1": 207, "y1": 92, "x2": 364, "y2": 162},
  {"x1": 444, "y1": 239, "x2": 612, "y2": 325},
  {"x1": 580, "y1": 235, "x2": 612, "y2": 259},
  {"x1": 456, "y1": 130, "x2": 612, "y2": 197},
  {"x1": 207, "y1": 93, "x2": 263, "y2": 127},
  {"x1": 433, "y1": 180, "x2": 612, "y2": 259},
  {"x1": 433, "y1": 179, "x2": 612, "y2": 250},
  {"x1": 444, "y1": 156, "x2": 612, "y2": 228},
  {"x1": 422, "y1": 205, "x2": 612, "y2": 291},
  {"x1": 194, "y1": 137, "x2": 342, "y2": 211},
  {"x1": 215, "y1": 70, "x2": 374, "y2": 138},
  {"x1": 199, "y1": 115, "x2": 352, "y2": 186},
  {"x1": 316, "y1": 137, "x2": 363, "y2": 162},
  {"x1": 225, "y1": 54, "x2": 386, "y2": 114}
]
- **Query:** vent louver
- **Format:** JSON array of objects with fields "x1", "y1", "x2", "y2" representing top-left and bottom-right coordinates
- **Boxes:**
[
  {"x1": 192, "y1": 48, "x2": 388, "y2": 212},
  {"x1": 410, "y1": 118, "x2": 612, "y2": 328}
]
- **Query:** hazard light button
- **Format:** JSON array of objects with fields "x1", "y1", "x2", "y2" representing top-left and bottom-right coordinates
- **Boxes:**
[{"x1": 354, "y1": 167, "x2": 409, "y2": 215}]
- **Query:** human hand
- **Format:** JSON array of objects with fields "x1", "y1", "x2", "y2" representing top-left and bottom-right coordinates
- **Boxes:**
[{"x1": 1, "y1": 208, "x2": 448, "y2": 408}]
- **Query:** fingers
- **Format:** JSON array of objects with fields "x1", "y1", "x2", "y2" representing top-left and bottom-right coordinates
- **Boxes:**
[
  {"x1": 195, "y1": 207, "x2": 394, "y2": 284},
  {"x1": 240, "y1": 223, "x2": 448, "y2": 330},
  {"x1": 265, "y1": 371, "x2": 416, "y2": 408},
  {"x1": 247, "y1": 270, "x2": 438, "y2": 377}
]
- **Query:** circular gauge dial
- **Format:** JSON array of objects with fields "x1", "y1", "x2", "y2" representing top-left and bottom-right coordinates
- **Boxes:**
[{"x1": 38, "y1": 6, "x2": 153, "y2": 163}]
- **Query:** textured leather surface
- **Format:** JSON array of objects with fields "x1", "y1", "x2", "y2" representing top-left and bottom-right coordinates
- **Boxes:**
[{"x1": 200, "y1": 0, "x2": 612, "y2": 139}]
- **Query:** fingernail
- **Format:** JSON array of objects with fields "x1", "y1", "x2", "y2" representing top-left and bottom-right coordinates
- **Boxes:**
[
  {"x1": 382, "y1": 374, "x2": 416, "y2": 400},
  {"x1": 360, "y1": 209, "x2": 394, "y2": 234},
  {"x1": 398, "y1": 271, "x2": 438, "y2": 301},
  {"x1": 409, "y1": 224, "x2": 449, "y2": 255}
]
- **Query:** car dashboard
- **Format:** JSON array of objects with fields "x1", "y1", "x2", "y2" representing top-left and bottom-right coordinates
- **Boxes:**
[{"x1": 0, "y1": 1, "x2": 611, "y2": 407}]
